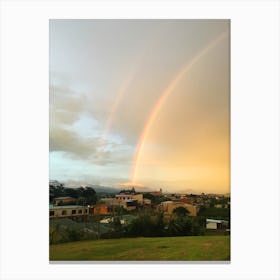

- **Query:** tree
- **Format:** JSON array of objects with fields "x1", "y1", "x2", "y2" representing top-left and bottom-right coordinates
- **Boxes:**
[
  {"x1": 166, "y1": 216, "x2": 192, "y2": 237},
  {"x1": 198, "y1": 207, "x2": 230, "y2": 220},
  {"x1": 154, "y1": 196, "x2": 169, "y2": 205},
  {"x1": 143, "y1": 193, "x2": 156, "y2": 203},
  {"x1": 127, "y1": 212, "x2": 161, "y2": 237},
  {"x1": 164, "y1": 207, "x2": 193, "y2": 237},
  {"x1": 49, "y1": 182, "x2": 97, "y2": 206},
  {"x1": 49, "y1": 181, "x2": 64, "y2": 203},
  {"x1": 77, "y1": 186, "x2": 97, "y2": 205},
  {"x1": 64, "y1": 187, "x2": 79, "y2": 198},
  {"x1": 83, "y1": 186, "x2": 97, "y2": 205},
  {"x1": 115, "y1": 206, "x2": 128, "y2": 216},
  {"x1": 153, "y1": 212, "x2": 165, "y2": 236},
  {"x1": 191, "y1": 216, "x2": 206, "y2": 236},
  {"x1": 166, "y1": 218, "x2": 184, "y2": 236},
  {"x1": 173, "y1": 206, "x2": 190, "y2": 217}
]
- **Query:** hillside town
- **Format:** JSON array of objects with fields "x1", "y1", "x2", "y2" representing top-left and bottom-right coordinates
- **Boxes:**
[{"x1": 49, "y1": 181, "x2": 230, "y2": 244}]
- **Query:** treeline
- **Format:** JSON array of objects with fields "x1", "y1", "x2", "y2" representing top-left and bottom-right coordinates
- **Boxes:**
[
  {"x1": 198, "y1": 206, "x2": 230, "y2": 220},
  {"x1": 50, "y1": 219, "x2": 98, "y2": 244},
  {"x1": 50, "y1": 207, "x2": 207, "y2": 244},
  {"x1": 49, "y1": 181, "x2": 97, "y2": 205},
  {"x1": 123, "y1": 212, "x2": 205, "y2": 239},
  {"x1": 129, "y1": 207, "x2": 205, "y2": 238}
]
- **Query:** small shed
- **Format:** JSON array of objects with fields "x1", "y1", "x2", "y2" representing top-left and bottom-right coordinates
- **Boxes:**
[
  {"x1": 206, "y1": 219, "x2": 229, "y2": 230},
  {"x1": 54, "y1": 196, "x2": 76, "y2": 206}
]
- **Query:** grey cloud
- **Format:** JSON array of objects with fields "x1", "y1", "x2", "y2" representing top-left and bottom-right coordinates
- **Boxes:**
[
  {"x1": 50, "y1": 85, "x2": 86, "y2": 127},
  {"x1": 50, "y1": 124, "x2": 133, "y2": 166},
  {"x1": 50, "y1": 126, "x2": 97, "y2": 157},
  {"x1": 49, "y1": 84, "x2": 135, "y2": 166}
]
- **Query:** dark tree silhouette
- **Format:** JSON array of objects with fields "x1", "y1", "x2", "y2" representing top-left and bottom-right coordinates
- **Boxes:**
[{"x1": 172, "y1": 206, "x2": 190, "y2": 217}]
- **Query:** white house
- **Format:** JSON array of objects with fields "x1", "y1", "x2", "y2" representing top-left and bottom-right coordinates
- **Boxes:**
[{"x1": 206, "y1": 219, "x2": 229, "y2": 230}]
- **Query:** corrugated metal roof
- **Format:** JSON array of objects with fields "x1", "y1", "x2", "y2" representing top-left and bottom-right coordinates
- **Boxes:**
[
  {"x1": 206, "y1": 219, "x2": 229, "y2": 224},
  {"x1": 49, "y1": 205, "x2": 87, "y2": 209},
  {"x1": 54, "y1": 196, "x2": 76, "y2": 200}
]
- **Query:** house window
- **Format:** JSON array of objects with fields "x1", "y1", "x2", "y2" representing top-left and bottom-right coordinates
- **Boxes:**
[
  {"x1": 72, "y1": 209, "x2": 76, "y2": 215},
  {"x1": 62, "y1": 210, "x2": 67, "y2": 215},
  {"x1": 78, "y1": 209, "x2": 82, "y2": 214},
  {"x1": 85, "y1": 209, "x2": 88, "y2": 213},
  {"x1": 49, "y1": 211, "x2": 55, "y2": 216}
]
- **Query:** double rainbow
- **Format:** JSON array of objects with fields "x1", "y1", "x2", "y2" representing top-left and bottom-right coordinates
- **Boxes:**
[{"x1": 130, "y1": 31, "x2": 228, "y2": 184}]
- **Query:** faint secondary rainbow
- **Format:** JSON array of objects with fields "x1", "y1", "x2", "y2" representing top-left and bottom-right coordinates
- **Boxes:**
[
  {"x1": 100, "y1": 69, "x2": 136, "y2": 146},
  {"x1": 130, "y1": 31, "x2": 228, "y2": 184},
  {"x1": 99, "y1": 33, "x2": 164, "y2": 151}
]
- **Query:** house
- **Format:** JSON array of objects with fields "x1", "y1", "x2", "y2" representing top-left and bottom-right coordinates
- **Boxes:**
[
  {"x1": 158, "y1": 201, "x2": 197, "y2": 216},
  {"x1": 123, "y1": 199, "x2": 138, "y2": 210},
  {"x1": 206, "y1": 219, "x2": 229, "y2": 230},
  {"x1": 143, "y1": 198, "x2": 152, "y2": 205},
  {"x1": 54, "y1": 196, "x2": 76, "y2": 206},
  {"x1": 147, "y1": 188, "x2": 162, "y2": 197},
  {"x1": 133, "y1": 194, "x2": 144, "y2": 204},
  {"x1": 164, "y1": 193, "x2": 180, "y2": 200},
  {"x1": 214, "y1": 204, "x2": 223, "y2": 208},
  {"x1": 93, "y1": 204, "x2": 113, "y2": 215},
  {"x1": 179, "y1": 197, "x2": 192, "y2": 204},
  {"x1": 102, "y1": 195, "x2": 153, "y2": 211},
  {"x1": 115, "y1": 189, "x2": 143, "y2": 205},
  {"x1": 49, "y1": 205, "x2": 89, "y2": 218},
  {"x1": 99, "y1": 198, "x2": 120, "y2": 206}
]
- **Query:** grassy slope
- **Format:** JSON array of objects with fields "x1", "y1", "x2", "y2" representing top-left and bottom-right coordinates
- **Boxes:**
[{"x1": 50, "y1": 236, "x2": 230, "y2": 261}]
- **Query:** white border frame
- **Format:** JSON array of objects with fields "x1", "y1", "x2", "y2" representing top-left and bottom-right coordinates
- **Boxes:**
[{"x1": 1, "y1": 1, "x2": 279, "y2": 280}]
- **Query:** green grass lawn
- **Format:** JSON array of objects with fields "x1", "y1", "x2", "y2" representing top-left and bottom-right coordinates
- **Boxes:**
[{"x1": 50, "y1": 236, "x2": 230, "y2": 261}]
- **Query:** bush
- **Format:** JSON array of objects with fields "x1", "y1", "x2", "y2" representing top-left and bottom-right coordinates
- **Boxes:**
[
  {"x1": 49, "y1": 219, "x2": 98, "y2": 244},
  {"x1": 126, "y1": 212, "x2": 165, "y2": 237},
  {"x1": 198, "y1": 207, "x2": 230, "y2": 220}
]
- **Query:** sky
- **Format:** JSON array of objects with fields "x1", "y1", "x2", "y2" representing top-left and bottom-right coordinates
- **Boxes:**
[{"x1": 49, "y1": 19, "x2": 230, "y2": 194}]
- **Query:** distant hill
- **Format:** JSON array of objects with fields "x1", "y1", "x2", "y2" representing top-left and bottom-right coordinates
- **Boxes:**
[
  {"x1": 65, "y1": 184, "x2": 119, "y2": 194},
  {"x1": 90, "y1": 186, "x2": 119, "y2": 194},
  {"x1": 51, "y1": 180, "x2": 160, "y2": 194}
]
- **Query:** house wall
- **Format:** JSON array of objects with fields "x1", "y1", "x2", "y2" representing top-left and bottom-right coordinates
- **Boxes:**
[
  {"x1": 132, "y1": 194, "x2": 143, "y2": 204},
  {"x1": 115, "y1": 193, "x2": 143, "y2": 204},
  {"x1": 116, "y1": 194, "x2": 133, "y2": 201},
  {"x1": 165, "y1": 203, "x2": 197, "y2": 216},
  {"x1": 54, "y1": 197, "x2": 76, "y2": 205},
  {"x1": 124, "y1": 205, "x2": 137, "y2": 211},
  {"x1": 206, "y1": 222, "x2": 218, "y2": 229},
  {"x1": 143, "y1": 198, "x2": 151, "y2": 205},
  {"x1": 93, "y1": 205, "x2": 110, "y2": 215},
  {"x1": 49, "y1": 206, "x2": 89, "y2": 218}
]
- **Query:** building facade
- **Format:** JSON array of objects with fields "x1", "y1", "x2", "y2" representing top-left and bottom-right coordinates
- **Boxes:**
[
  {"x1": 158, "y1": 201, "x2": 197, "y2": 216},
  {"x1": 53, "y1": 196, "x2": 77, "y2": 206},
  {"x1": 49, "y1": 205, "x2": 89, "y2": 218}
]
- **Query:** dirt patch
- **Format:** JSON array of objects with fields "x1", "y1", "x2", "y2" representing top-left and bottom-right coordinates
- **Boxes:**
[
  {"x1": 157, "y1": 245, "x2": 169, "y2": 249},
  {"x1": 81, "y1": 248, "x2": 94, "y2": 252},
  {"x1": 202, "y1": 242, "x2": 213, "y2": 248}
]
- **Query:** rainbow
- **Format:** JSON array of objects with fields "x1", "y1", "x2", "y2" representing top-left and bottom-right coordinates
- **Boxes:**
[
  {"x1": 99, "y1": 32, "x2": 166, "y2": 149},
  {"x1": 130, "y1": 31, "x2": 228, "y2": 184},
  {"x1": 100, "y1": 69, "x2": 136, "y2": 146}
]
